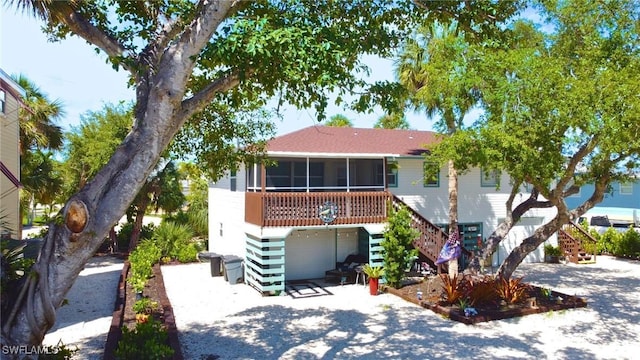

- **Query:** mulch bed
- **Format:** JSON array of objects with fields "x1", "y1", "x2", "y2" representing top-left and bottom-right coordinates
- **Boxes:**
[
  {"x1": 384, "y1": 275, "x2": 587, "y2": 325},
  {"x1": 103, "y1": 260, "x2": 183, "y2": 359}
]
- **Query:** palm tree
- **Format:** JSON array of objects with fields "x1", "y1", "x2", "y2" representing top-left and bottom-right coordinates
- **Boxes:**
[
  {"x1": 14, "y1": 75, "x2": 65, "y2": 226},
  {"x1": 15, "y1": 75, "x2": 64, "y2": 155},
  {"x1": 374, "y1": 113, "x2": 411, "y2": 129},
  {"x1": 325, "y1": 114, "x2": 353, "y2": 127},
  {"x1": 396, "y1": 21, "x2": 482, "y2": 276}
]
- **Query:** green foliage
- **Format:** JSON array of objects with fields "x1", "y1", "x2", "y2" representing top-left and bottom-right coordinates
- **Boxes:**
[
  {"x1": 612, "y1": 229, "x2": 640, "y2": 259},
  {"x1": 133, "y1": 298, "x2": 159, "y2": 315},
  {"x1": 495, "y1": 276, "x2": 529, "y2": 304},
  {"x1": 129, "y1": 240, "x2": 162, "y2": 291},
  {"x1": 62, "y1": 102, "x2": 133, "y2": 197},
  {"x1": 175, "y1": 242, "x2": 200, "y2": 263},
  {"x1": 115, "y1": 318, "x2": 174, "y2": 360},
  {"x1": 543, "y1": 244, "x2": 562, "y2": 257},
  {"x1": 324, "y1": 114, "x2": 353, "y2": 127},
  {"x1": 362, "y1": 264, "x2": 384, "y2": 279},
  {"x1": 152, "y1": 221, "x2": 195, "y2": 261},
  {"x1": 374, "y1": 113, "x2": 411, "y2": 129},
  {"x1": 117, "y1": 222, "x2": 156, "y2": 252},
  {"x1": 381, "y1": 203, "x2": 419, "y2": 288}
]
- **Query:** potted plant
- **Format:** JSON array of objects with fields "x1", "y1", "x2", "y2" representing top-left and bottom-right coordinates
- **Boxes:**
[
  {"x1": 544, "y1": 244, "x2": 561, "y2": 263},
  {"x1": 363, "y1": 264, "x2": 384, "y2": 295}
]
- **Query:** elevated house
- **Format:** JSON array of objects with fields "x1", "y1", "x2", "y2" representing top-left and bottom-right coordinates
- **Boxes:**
[
  {"x1": 208, "y1": 126, "x2": 556, "y2": 294},
  {"x1": 0, "y1": 68, "x2": 25, "y2": 240}
]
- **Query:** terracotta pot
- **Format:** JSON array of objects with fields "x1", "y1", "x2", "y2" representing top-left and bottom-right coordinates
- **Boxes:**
[{"x1": 369, "y1": 278, "x2": 379, "y2": 296}]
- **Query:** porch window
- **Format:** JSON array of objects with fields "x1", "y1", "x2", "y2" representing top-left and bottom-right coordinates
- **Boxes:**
[
  {"x1": 423, "y1": 161, "x2": 439, "y2": 187},
  {"x1": 481, "y1": 168, "x2": 500, "y2": 187},
  {"x1": 620, "y1": 182, "x2": 633, "y2": 195},
  {"x1": 266, "y1": 161, "x2": 291, "y2": 188}
]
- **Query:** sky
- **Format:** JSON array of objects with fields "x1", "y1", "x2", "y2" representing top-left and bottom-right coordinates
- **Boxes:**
[{"x1": 1, "y1": 6, "x2": 442, "y2": 137}]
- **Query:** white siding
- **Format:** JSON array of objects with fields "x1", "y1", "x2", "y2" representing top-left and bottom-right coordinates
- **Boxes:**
[
  {"x1": 208, "y1": 165, "x2": 247, "y2": 256},
  {"x1": 391, "y1": 158, "x2": 557, "y2": 265}
]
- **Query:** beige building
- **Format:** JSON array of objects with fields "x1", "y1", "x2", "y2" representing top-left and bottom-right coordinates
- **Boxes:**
[{"x1": 1, "y1": 68, "x2": 25, "y2": 240}]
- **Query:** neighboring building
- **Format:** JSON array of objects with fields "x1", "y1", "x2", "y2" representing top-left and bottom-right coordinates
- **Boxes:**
[
  {"x1": 208, "y1": 126, "x2": 557, "y2": 294},
  {"x1": 0, "y1": 68, "x2": 25, "y2": 240},
  {"x1": 565, "y1": 178, "x2": 640, "y2": 224}
]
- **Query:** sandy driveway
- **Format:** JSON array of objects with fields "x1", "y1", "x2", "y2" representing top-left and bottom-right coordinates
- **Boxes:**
[{"x1": 162, "y1": 255, "x2": 639, "y2": 360}]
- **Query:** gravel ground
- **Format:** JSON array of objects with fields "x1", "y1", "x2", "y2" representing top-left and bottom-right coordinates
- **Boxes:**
[
  {"x1": 162, "y1": 255, "x2": 640, "y2": 360},
  {"x1": 42, "y1": 256, "x2": 124, "y2": 359}
]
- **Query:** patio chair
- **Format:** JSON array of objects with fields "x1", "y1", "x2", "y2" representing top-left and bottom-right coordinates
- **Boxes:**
[{"x1": 324, "y1": 254, "x2": 368, "y2": 284}]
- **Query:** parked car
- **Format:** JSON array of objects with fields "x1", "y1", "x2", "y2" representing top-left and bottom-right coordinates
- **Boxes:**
[{"x1": 579, "y1": 215, "x2": 639, "y2": 235}]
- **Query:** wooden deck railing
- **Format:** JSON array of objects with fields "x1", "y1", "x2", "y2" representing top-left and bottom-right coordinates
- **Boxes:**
[
  {"x1": 391, "y1": 195, "x2": 448, "y2": 270},
  {"x1": 245, "y1": 191, "x2": 392, "y2": 227},
  {"x1": 558, "y1": 222, "x2": 598, "y2": 264}
]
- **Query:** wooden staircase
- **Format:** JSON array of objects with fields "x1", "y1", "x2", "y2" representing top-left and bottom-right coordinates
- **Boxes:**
[
  {"x1": 558, "y1": 222, "x2": 598, "y2": 264},
  {"x1": 391, "y1": 196, "x2": 448, "y2": 272}
]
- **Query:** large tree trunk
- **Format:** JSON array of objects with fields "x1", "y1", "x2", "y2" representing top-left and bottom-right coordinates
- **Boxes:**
[
  {"x1": 497, "y1": 215, "x2": 568, "y2": 279},
  {"x1": 1, "y1": 2, "x2": 237, "y2": 349}
]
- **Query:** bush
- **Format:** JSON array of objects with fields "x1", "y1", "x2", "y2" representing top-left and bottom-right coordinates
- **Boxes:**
[
  {"x1": 117, "y1": 222, "x2": 157, "y2": 252},
  {"x1": 129, "y1": 240, "x2": 162, "y2": 284},
  {"x1": 381, "y1": 203, "x2": 419, "y2": 288},
  {"x1": 598, "y1": 227, "x2": 620, "y2": 255},
  {"x1": 175, "y1": 242, "x2": 199, "y2": 263},
  {"x1": 115, "y1": 318, "x2": 174, "y2": 360},
  {"x1": 612, "y1": 228, "x2": 640, "y2": 258},
  {"x1": 152, "y1": 221, "x2": 194, "y2": 260}
]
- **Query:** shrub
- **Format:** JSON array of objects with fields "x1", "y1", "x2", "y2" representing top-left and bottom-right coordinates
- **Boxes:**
[
  {"x1": 129, "y1": 240, "x2": 162, "y2": 283},
  {"x1": 152, "y1": 221, "x2": 194, "y2": 260},
  {"x1": 115, "y1": 318, "x2": 174, "y2": 360},
  {"x1": 440, "y1": 274, "x2": 465, "y2": 305},
  {"x1": 133, "y1": 298, "x2": 159, "y2": 315},
  {"x1": 598, "y1": 227, "x2": 621, "y2": 255},
  {"x1": 612, "y1": 228, "x2": 640, "y2": 258},
  {"x1": 495, "y1": 276, "x2": 529, "y2": 304},
  {"x1": 465, "y1": 275, "x2": 499, "y2": 307},
  {"x1": 175, "y1": 242, "x2": 199, "y2": 263},
  {"x1": 381, "y1": 203, "x2": 419, "y2": 288}
]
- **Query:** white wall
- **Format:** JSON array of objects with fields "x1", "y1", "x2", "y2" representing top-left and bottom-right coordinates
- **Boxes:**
[
  {"x1": 391, "y1": 158, "x2": 558, "y2": 265},
  {"x1": 208, "y1": 165, "x2": 247, "y2": 256}
]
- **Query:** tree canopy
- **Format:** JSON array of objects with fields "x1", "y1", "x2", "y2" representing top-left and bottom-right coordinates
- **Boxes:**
[{"x1": 431, "y1": 1, "x2": 640, "y2": 278}]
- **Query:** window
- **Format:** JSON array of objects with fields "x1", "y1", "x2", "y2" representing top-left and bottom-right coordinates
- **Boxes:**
[
  {"x1": 266, "y1": 161, "x2": 291, "y2": 188},
  {"x1": 423, "y1": 161, "x2": 439, "y2": 187},
  {"x1": 0, "y1": 90, "x2": 5, "y2": 114},
  {"x1": 229, "y1": 169, "x2": 237, "y2": 191},
  {"x1": 620, "y1": 182, "x2": 633, "y2": 195},
  {"x1": 481, "y1": 168, "x2": 500, "y2": 187},
  {"x1": 386, "y1": 162, "x2": 398, "y2": 187}
]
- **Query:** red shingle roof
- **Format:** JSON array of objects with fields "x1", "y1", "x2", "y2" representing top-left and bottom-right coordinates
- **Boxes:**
[{"x1": 267, "y1": 126, "x2": 440, "y2": 157}]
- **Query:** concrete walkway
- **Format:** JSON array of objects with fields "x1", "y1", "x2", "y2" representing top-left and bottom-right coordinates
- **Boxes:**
[
  {"x1": 162, "y1": 255, "x2": 639, "y2": 360},
  {"x1": 42, "y1": 256, "x2": 124, "y2": 359}
]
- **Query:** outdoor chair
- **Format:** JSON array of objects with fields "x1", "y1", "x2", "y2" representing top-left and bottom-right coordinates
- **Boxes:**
[{"x1": 324, "y1": 254, "x2": 368, "y2": 284}]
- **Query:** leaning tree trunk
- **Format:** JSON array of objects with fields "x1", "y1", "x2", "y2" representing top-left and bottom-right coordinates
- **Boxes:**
[
  {"x1": 497, "y1": 215, "x2": 568, "y2": 279},
  {"x1": 0, "y1": 2, "x2": 238, "y2": 349}
]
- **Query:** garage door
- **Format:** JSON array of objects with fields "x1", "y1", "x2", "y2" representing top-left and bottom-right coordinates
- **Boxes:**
[{"x1": 285, "y1": 229, "x2": 335, "y2": 280}]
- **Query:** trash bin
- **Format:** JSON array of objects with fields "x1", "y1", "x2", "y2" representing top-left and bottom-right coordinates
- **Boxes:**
[
  {"x1": 198, "y1": 252, "x2": 222, "y2": 277},
  {"x1": 222, "y1": 255, "x2": 244, "y2": 284}
]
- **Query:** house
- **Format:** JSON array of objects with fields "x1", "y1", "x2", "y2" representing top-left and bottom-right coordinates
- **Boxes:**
[
  {"x1": 565, "y1": 179, "x2": 640, "y2": 225},
  {"x1": 0, "y1": 68, "x2": 25, "y2": 240},
  {"x1": 208, "y1": 126, "x2": 556, "y2": 294}
]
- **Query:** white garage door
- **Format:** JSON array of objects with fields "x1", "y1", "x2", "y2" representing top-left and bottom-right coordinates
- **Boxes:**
[{"x1": 285, "y1": 229, "x2": 336, "y2": 280}]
